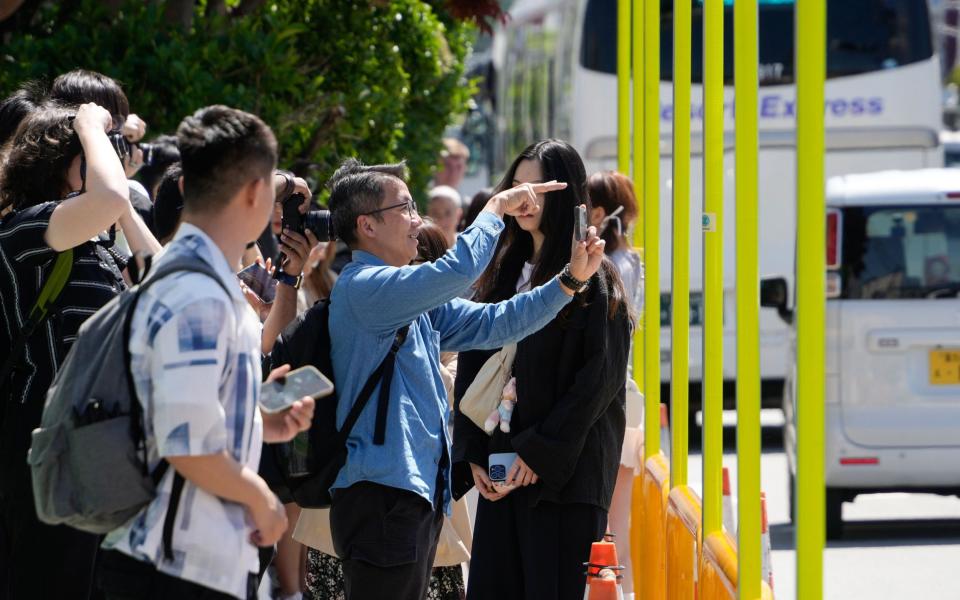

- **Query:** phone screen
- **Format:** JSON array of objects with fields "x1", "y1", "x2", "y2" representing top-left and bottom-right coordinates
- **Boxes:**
[
  {"x1": 237, "y1": 263, "x2": 277, "y2": 304},
  {"x1": 574, "y1": 205, "x2": 588, "y2": 241},
  {"x1": 259, "y1": 366, "x2": 334, "y2": 414}
]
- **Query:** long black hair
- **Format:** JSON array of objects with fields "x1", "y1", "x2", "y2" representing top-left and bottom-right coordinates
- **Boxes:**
[{"x1": 474, "y1": 139, "x2": 628, "y2": 319}]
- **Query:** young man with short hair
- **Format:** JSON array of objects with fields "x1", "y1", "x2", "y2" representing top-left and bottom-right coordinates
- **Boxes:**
[
  {"x1": 98, "y1": 105, "x2": 314, "y2": 600},
  {"x1": 324, "y1": 159, "x2": 607, "y2": 600}
]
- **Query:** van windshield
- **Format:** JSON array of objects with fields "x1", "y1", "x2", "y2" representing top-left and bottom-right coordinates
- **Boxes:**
[
  {"x1": 581, "y1": 0, "x2": 933, "y2": 85},
  {"x1": 840, "y1": 205, "x2": 960, "y2": 300}
]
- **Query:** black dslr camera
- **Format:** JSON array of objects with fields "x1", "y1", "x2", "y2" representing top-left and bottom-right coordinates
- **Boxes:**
[{"x1": 281, "y1": 193, "x2": 336, "y2": 242}]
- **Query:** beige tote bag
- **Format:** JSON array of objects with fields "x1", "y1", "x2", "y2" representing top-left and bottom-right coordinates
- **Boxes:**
[{"x1": 458, "y1": 344, "x2": 516, "y2": 432}]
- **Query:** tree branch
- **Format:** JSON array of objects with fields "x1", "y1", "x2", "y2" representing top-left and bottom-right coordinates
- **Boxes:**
[
  {"x1": 163, "y1": 0, "x2": 194, "y2": 30},
  {"x1": 232, "y1": 0, "x2": 264, "y2": 17}
]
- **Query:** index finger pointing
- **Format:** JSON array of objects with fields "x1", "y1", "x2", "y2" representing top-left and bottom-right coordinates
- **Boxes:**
[{"x1": 530, "y1": 180, "x2": 568, "y2": 194}]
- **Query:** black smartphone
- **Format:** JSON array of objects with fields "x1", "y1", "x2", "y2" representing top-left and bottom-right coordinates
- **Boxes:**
[
  {"x1": 237, "y1": 262, "x2": 277, "y2": 304},
  {"x1": 574, "y1": 205, "x2": 588, "y2": 241}
]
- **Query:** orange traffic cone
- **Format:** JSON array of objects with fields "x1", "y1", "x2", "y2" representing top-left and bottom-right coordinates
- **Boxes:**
[
  {"x1": 584, "y1": 534, "x2": 625, "y2": 600},
  {"x1": 660, "y1": 403, "x2": 670, "y2": 460},
  {"x1": 761, "y1": 492, "x2": 774, "y2": 592},
  {"x1": 722, "y1": 467, "x2": 736, "y2": 534}
]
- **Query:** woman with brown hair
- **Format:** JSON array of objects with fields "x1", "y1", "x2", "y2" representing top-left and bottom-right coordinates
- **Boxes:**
[{"x1": 586, "y1": 170, "x2": 645, "y2": 598}]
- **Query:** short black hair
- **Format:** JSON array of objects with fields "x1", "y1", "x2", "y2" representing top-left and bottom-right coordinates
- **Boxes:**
[
  {"x1": 327, "y1": 158, "x2": 407, "y2": 246},
  {"x1": 0, "y1": 81, "x2": 44, "y2": 147},
  {"x1": 152, "y1": 162, "x2": 184, "y2": 243},
  {"x1": 176, "y1": 105, "x2": 277, "y2": 215},
  {"x1": 136, "y1": 134, "x2": 181, "y2": 199},
  {"x1": 50, "y1": 69, "x2": 129, "y2": 126}
]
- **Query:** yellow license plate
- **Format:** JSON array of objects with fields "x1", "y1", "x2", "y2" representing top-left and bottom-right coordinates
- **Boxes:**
[{"x1": 930, "y1": 350, "x2": 960, "y2": 385}]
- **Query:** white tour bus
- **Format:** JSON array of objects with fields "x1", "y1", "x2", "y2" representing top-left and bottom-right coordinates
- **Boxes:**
[{"x1": 489, "y1": 0, "x2": 943, "y2": 423}]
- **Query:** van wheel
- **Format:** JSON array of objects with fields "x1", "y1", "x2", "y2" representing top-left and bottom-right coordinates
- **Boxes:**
[{"x1": 826, "y1": 488, "x2": 844, "y2": 540}]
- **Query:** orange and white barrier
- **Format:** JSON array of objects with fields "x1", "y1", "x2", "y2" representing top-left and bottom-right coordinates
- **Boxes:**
[
  {"x1": 721, "y1": 467, "x2": 735, "y2": 535},
  {"x1": 760, "y1": 492, "x2": 773, "y2": 593}
]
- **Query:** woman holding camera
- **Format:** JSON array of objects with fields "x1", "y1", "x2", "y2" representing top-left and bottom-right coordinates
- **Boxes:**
[
  {"x1": 0, "y1": 102, "x2": 159, "y2": 600},
  {"x1": 452, "y1": 139, "x2": 632, "y2": 599}
]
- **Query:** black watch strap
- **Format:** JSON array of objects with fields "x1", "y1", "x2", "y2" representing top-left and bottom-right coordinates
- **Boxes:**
[{"x1": 273, "y1": 269, "x2": 302, "y2": 289}]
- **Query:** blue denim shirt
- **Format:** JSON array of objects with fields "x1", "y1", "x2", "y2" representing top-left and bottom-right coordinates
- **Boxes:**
[{"x1": 329, "y1": 211, "x2": 572, "y2": 511}]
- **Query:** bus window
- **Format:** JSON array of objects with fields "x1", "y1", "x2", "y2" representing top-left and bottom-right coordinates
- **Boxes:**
[{"x1": 580, "y1": 0, "x2": 933, "y2": 85}]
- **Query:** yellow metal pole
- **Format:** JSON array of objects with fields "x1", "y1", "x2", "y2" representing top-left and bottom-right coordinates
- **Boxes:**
[
  {"x1": 632, "y1": 0, "x2": 645, "y2": 402},
  {"x1": 618, "y1": 0, "x2": 631, "y2": 175},
  {"x1": 642, "y1": 0, "x2": 661, "y2": 459},
  {"x1": 670, "y1": 0, "x2": 692, "y2": 487},
  {"x1": 735, "y1": 0, "x2": 761, "y2": 597},
  {"x1": 701, "y1": 0, "x2": 724, "y2": 536},
  {"x1": 796, "y1": 0, "x2": 827, "y2": 598}
]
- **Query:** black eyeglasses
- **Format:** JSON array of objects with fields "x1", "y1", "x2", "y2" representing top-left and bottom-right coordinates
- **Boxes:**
[{"x1": 361, "y1": 199, "x2": 418, "y2": 219}]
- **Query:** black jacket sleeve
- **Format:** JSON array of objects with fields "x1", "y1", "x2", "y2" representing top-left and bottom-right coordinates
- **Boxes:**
[{"x1": 511, "y1": 284, "x2": 631, "y2": 490}]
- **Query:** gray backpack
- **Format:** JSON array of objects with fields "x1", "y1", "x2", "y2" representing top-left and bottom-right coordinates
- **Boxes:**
[{"x1": 28, "y1": 256, "x2": 230, "y2": 534}]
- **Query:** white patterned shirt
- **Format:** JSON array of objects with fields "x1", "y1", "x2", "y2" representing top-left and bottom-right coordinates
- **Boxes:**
[{"x1": 103, "y1": 223, "x2": 263, "y2": 599}]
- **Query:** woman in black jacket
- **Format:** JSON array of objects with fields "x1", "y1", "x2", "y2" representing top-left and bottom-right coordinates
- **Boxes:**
[{"x1": 452, "y1": 139, "x2": 632, "y2": 600}]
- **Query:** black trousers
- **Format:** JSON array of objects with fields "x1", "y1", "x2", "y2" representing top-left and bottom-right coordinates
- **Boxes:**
[
  {"x1": 330, "y1": 482, "x2": 444, "y2": 600},
  {"x1": 97, "y1": 550, "x2": 257, "y2": 600},
  {"x1": 0, "y1": 481, "x2": 100, "y2": 600},
  {"x1": 467, "y1": 487, "x2": 607, "y2": 600}
]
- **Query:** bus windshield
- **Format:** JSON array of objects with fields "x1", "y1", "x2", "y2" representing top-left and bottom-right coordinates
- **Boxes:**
[
  {"x1": 841, "y1": 205, "x2": 960, "y2": 300},
  {"x1": 580, "y1": 0, "x2": 934, "y2": 85}
]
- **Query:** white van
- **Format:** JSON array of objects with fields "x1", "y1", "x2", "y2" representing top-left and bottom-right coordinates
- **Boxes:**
[{"x1": 763, "y1": 169, "x2": 960, "y2": 539}]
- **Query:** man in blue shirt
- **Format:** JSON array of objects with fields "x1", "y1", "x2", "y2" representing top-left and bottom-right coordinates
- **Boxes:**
[{"x1": 324, "y1": 159, "x2": 607, "y2": 600}]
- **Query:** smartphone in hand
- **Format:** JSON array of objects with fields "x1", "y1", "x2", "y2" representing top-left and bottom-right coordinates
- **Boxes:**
[
  {"x1": 574, "y1": 205, "x2": 588, "y2": 242},
  {"x1": 237, "y1": 262, "x2": 278, "y2": 304},
  {"x1": 259, "y1": 366, "x2": 334, "y2": 414}
]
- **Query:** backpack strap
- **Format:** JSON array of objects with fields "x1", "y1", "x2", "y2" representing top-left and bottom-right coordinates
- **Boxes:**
[
  {"x1": 338, "y1": 325, "x2": 410, "y2": 447},
  {"x1": 0, "y1": 249, "x2": 74, "y2": 392},
  {"x1": 119, "y1": 258, "x2": 235, "y2": 563}
]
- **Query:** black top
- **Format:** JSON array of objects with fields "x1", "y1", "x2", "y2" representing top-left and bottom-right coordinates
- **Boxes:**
[
  {"x1": 0, "y1": 201, "x2": 127, "y2": 491},
  {"x1": 452, "y1": 273, "x2": 631, "y2": 511}
]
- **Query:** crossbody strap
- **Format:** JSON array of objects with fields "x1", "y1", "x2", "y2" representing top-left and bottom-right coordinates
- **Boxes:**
[
  {"x1": 337, "y1": 325, "x2": 410, "y2": 447},
  {"x1": 0, "y1": 249, "x2": 74, "y2": 390}
]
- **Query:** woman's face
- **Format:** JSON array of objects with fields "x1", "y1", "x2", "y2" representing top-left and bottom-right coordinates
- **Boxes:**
[{"x1": 512, "y1": 158, "x2": 545, "y2": 234}]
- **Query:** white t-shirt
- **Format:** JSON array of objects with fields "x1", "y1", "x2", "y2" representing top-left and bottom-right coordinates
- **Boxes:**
[{"x1": 516, "y1": 261, "x2": 536, "y2": 293}]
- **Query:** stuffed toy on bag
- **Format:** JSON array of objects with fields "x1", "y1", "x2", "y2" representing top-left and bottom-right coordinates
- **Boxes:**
[{"x1": 484, "y1": 376, "x2": 516, "y2": 434}]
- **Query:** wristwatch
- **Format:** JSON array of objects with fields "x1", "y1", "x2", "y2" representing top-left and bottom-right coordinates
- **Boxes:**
[
  {"x1": 273, "y1": 269, "x2": 302, "y2": 290},
  {"x1": 559, "y1": 264, "x2": 589, "y2": 294}
]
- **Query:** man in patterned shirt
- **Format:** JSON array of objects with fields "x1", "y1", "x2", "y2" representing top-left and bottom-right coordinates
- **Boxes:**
[{"x1": 98, "y1": 105, "x2": 315, "y2": 600}]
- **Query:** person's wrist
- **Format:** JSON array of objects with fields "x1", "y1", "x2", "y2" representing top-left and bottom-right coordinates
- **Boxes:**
[{"x1": 482, "y1": 197, "x2": 505, "y2": 219}]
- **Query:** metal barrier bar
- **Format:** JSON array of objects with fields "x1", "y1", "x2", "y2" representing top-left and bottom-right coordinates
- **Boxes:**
[
  {"x1": 734, "y1": 0, "x2": 761, "y2": 597},
  {"x1": 617, "y1": 0, "x2": 631, "y2": 175},
  {"x1": 631, "y1": 0, "x2": 645, "y2": 396},
  {"x1": 795, "y1": 0, "x2": 827, "y2": 598},
  {"x1": 701, "y1": 0, "x2": 724, "y2": 537},
  {"x1": 642, "y1": 0, "x2": 661, "y2": 460},
  {"x1": 670, "y1": 0, "x2": 692, "y2": 489}
]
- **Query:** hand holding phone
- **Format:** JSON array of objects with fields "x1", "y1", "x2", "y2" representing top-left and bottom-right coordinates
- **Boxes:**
[
  {"x1": 237, "y1": 262, "x2": 277, "y2": 304},
  {"x1": 259, "y1": 365, "x2": 334, "y2": 414}
]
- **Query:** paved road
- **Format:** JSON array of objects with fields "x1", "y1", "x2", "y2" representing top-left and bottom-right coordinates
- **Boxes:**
[{"x1": 683, "y1": 410, "x2": 960, "y2": 600}]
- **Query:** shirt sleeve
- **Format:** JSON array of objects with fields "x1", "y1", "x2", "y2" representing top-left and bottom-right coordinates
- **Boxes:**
[
  {"x1": 342, "y1": 212, "x2": 505, "y2": 331},
  {"x1": 147, "y1": 295, "x2": 234, "y2": 457},
  {"x1": 429, "y1": 277, "x2": 572, "y2": 352},
  {"x1": 2, "y1": 202, "x2": 58, "y2": 267}
]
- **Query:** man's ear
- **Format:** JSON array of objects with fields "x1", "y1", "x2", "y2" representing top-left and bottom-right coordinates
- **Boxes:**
[
  {"x1": 177, "y1": 175, "x2": 185, "y2": 196},
  {"x1": 356, "y1": 214, "x2": 377, "y2": 240},
  {"x1": 242, "y1": 176, "x2": 266, "y2": 208}
]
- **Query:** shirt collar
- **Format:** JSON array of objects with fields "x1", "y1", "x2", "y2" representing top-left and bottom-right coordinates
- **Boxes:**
[
  {"x1": 351, "y1": 250, "x2": 388, "y2": 267},
  {"x1": 173, "y1": 223, "x2": 244, "y2": 302}
]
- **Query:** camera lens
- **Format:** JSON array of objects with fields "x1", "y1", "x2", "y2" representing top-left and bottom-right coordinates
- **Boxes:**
[{"x1": 303, "y1": 210, "x2": 336, "y2": 242}]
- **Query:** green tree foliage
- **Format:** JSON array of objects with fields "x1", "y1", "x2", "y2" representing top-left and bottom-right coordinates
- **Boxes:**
[{"x1": 0, "y1": 0, "x2": 477, "y2": 198}]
